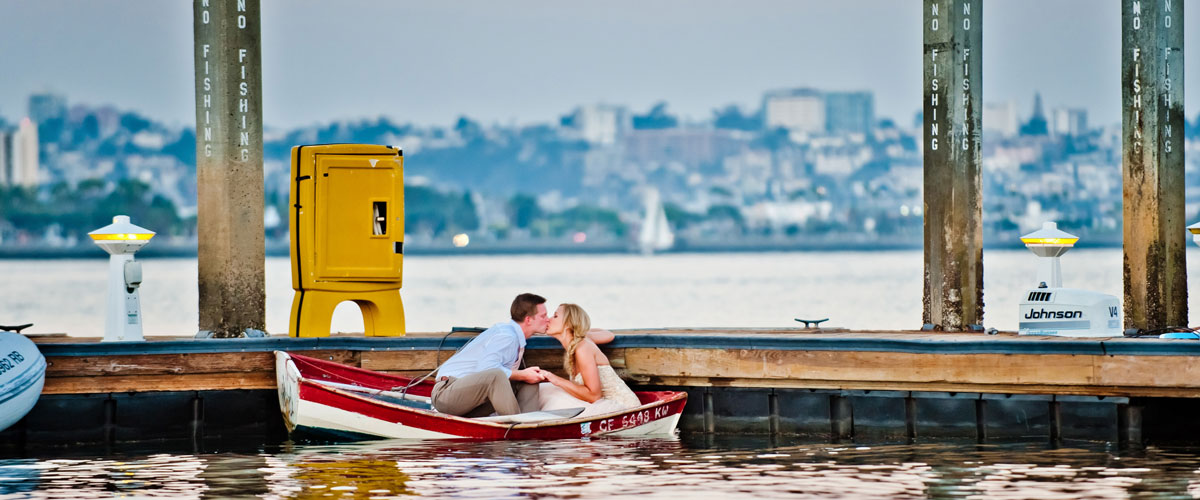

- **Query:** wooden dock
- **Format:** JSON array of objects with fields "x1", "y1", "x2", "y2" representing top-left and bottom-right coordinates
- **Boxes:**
[{"x1": 8, "y1": 329, "x2": 1200, "y2": 447}]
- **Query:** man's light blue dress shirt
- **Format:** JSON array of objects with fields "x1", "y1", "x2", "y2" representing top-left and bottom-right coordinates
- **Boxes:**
[{"x1": 436, "y1": 320, "x2": 526, "y2": 379}]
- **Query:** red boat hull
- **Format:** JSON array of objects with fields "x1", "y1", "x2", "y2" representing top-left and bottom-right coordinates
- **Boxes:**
[{"x1": 277, "y1": 351, "x2": 687, "y2": 440}]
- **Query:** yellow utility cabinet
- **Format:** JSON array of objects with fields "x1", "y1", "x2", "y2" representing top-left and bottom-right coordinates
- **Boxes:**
[{"x1": 289, "y1": 144, "x2": 405, "y2": 337}]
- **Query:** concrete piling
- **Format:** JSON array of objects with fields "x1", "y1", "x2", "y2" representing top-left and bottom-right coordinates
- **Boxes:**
[
  {"x1": 1118, "y1": 403, "x2": 1143, "y2": 446},
  {"x1": 922, "y1": 0, "x2": 983, "y2": 331},
  {"x1": 192, "y1": 0, "x2": 265, "y2": 337},
  {"x1": 1122, "y1": 0, "x2": 1186, "y2": 331}
]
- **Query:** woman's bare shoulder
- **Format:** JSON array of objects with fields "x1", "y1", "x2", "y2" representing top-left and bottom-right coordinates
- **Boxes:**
[
  {"x1": 579, "y1": 339, "x2": 609, "y2": 365},
  {"x1": 575, "y1": 339, "x2": 599, "y2": 355}
]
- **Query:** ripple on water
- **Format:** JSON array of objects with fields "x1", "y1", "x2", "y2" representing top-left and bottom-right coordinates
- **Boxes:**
[{"x1": 5, "y1": 439, "x2": 1200, "y2": 498}]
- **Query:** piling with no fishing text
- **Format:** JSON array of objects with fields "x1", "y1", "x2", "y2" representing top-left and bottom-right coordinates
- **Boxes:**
[
  {"x1": 923, "y1": 0, "x2": 983, "y2": 331},
  {"x1": 1122, "y1": 0, "x2": 1186, "y2": 331},
  {"x1": 193, "y1": 0, "x2": 265, "y2": 337}
]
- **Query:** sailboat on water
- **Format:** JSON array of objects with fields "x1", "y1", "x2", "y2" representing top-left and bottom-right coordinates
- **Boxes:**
[{"x1": 637, "y1": 187, "x2": 674, "y2": 254}]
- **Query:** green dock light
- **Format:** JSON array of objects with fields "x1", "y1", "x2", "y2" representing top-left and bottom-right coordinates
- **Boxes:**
[
  {"x1": 88, "y1": 215, "x2": 155, "y2": 342},
  {"x1": 1020, "y1": 221, "x2": 1078, "y2": 288}
]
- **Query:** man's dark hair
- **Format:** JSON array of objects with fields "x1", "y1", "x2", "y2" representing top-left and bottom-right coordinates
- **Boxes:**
[{"x1": 510, "y1": 293, "x2": 547, "y2": 323}]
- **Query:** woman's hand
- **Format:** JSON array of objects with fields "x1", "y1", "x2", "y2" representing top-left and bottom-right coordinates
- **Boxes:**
[
  {"x1": 537, "y1": 359, "x2": 602, "y2": 403},
  {"x1": 587, "y1": 328, "x2": 615, "y2": 345},
  {"x1": 510, "y1": 367, "x2": 545, "y2": 384},
  {"x1": 536, "y1": 368, "x2": 567, "y2": 387}
]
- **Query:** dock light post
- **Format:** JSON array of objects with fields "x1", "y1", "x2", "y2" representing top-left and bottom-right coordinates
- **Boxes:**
[
  {"x1": 88, "y1": 215, "x2": 155, "y2": 342},
  {"x1": 1188, "y1": 223, "x2": 1200, "y2": 248},
  {"x1": 1018, "y1": 221, "x2": 1119, "y2": 337},
  {"x1": 1020, "y1": 221, "x2": 1078, "y2": 288}
]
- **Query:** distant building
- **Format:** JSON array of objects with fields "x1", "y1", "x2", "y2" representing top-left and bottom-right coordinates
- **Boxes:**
[
  {"x1": 742, "y1": 200, "x2": 833, "y2": 229},
  {"x1": 622, "y1": 128, "x2": 748, "y2": 166},
  {"x1": 1019, "y1": 93, "x2": 1049, "y2": 136},
  {"x1": 983, "y1": 101, "x2": 1019, "y2": 137},
  {"x1": 764, "y1": 88, "x2": 825, "y2": 133},
  {"x1": 824, "y1": 91, "x2": 874, "y2": 135},
  {"x1": 28, "y1": 92, "x2": 66, "y2": 125},
  {"x1": 0, "y1": 129, "x2": 9, "y2": 186},
  {"x1": 565, "y1": 104, "x2": 629, "y2": 145},
  {"x1": 1050, "y1": 108, "x2": 1088, "y2": 137},
  {"x1": 7, "y1": 118, "x2": 39, "y2": 187}
]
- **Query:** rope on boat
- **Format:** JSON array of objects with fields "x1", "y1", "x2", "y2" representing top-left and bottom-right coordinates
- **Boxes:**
[
  {"x1": 393, "y1": 328, "x2": 483, "y2": 399},
  {"x1": 312, "y1": 378, "x2": 431, "y2": 404}
]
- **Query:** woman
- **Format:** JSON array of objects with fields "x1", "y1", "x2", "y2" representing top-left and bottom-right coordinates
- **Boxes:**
[{"x1": 536, "y1": 304, "x2": 642, "y2": 418}]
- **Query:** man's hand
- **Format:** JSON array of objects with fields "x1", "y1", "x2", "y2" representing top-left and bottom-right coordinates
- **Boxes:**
[
  {"x1": 536, "y1": 368, "x2": 563, "y2": 384},
  {"x1": 510, "y1": 366, "x2": 545, "y2": 384}
]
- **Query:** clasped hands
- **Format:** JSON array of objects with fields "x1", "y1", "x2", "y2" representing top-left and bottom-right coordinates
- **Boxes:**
[{"x1": 510, "y1": 366, "x2": 564, "y2": 384}]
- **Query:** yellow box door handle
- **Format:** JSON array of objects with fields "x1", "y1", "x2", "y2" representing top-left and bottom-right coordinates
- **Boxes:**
[{"x1": 372, "y1": 201, "x2": 387, "y2": 236}]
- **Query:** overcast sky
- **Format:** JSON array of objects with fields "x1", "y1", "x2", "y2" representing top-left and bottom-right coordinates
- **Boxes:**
[{"x1": 1, "y1": 0, "x2": 1197, "y2": 130}]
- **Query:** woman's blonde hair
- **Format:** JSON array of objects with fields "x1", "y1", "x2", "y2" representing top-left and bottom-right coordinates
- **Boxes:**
[{"x1": 559, "y1": 303, "x2": 592, "y2": 377}]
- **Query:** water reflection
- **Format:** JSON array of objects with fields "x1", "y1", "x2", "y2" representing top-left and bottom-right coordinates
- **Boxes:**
[
  {"x1": 261, "y1": 455, "x2": 413, "y2": 499},
  {"x1": 0, "y1": 454, "x2": 209, "y2": 499},
  {"x1": 5, "y1": 439, "x2": 1200, "y2": 498}
]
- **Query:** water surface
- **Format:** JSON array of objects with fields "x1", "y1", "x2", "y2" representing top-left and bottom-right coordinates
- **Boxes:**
[
  {"x1": 5, "y1": 437, "x2": 1200, "y2": 499},
  {"x1": 9, "y1": 248, "x2": 1200, "y2": 337}
]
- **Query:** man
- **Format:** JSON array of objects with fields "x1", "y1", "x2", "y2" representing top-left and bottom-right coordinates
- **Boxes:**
[{"x1": 432, "y1": 293, "x2": 549, "y2": 417}]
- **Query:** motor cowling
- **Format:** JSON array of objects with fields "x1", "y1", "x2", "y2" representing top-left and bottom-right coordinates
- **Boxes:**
[{"x1": 1018, "y1": 287, "x2": 1121, "y2": 337}]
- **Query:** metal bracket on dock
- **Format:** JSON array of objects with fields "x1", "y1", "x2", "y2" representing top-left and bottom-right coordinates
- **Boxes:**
[{"x1": 794, "y1": 318, "x2": 829, "y2": 329}]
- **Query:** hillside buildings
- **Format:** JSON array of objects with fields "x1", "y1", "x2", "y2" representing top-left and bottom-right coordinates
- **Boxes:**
[
  {"x1": 0, "y1": 118, "x2": 39, "y2": 187},
  {"x1": 763, "y1": 88, "x2": 825, "y2": 133},
  {"x1": 1050, "y1": 108, "x2": 1088, "y2": 137},
  {"x1": 4, "y1": 85, "x2": 1195, "y2": 249},
  {"x1": 764, "y1": 88, "x2": 874, "y2": 136}
]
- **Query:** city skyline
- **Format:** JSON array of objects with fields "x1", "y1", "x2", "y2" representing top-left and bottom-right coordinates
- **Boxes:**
[{"x1": 2, "y1": 1, "x2": 1197, "y2": 130}]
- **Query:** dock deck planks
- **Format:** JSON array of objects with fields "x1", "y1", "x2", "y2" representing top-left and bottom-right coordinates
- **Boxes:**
[{"x1": 31, "y1": 329, "x2": 1200, "y2": 398}]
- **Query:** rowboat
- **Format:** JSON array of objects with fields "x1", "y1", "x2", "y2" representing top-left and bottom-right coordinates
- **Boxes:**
[
  {"x1": 0, "y1": 331, "x2": 46, "y2": 432},
  {"x1": 275, "y1": 351, "x2": 687, "y2": 440}
]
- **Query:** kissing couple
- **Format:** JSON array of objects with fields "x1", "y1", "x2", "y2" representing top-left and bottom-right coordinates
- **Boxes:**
[{"x1": 430, "y1": 293, "x2": 641, "y2": 419}]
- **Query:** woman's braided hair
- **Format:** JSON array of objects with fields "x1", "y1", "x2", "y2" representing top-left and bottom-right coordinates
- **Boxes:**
[{"x1": 559, "y1": 304, "x2": 592, "y2": 377}]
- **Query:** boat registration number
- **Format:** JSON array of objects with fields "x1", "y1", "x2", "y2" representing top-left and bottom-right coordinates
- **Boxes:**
[
  {"x1": 0, "y1": 351, "x2": 25, "y2": 376},
  {"x1": 590, "y1": 406, "x2": 670, "y2": 434}
]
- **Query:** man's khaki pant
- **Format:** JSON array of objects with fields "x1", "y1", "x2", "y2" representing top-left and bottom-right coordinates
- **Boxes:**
[{"x1": 431, "y1": 368, "x2": 540, "y2": 417}]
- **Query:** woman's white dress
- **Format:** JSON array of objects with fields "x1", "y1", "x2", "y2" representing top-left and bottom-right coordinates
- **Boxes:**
[{"x1": 538, "y1": 365, "x2": 642, "y2": 418}]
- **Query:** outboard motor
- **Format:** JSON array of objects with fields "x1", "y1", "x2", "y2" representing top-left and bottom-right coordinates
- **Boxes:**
[{"x1": 1018, "y1": 222, "x2": 1121, "y2": 337}]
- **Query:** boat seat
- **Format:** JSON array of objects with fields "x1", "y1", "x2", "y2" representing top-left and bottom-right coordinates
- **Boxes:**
[
  {"x1": 364, "y1": 392, "x2": 433, "y2": 410},
  {"x1": 794, "y1": 318, "x2": 829, "y2": 329},
  {"x1": 0, "y1": 324, "x2": 32, "y2": 333}
]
